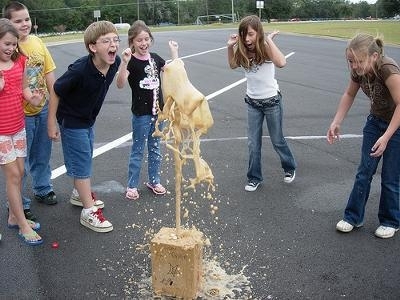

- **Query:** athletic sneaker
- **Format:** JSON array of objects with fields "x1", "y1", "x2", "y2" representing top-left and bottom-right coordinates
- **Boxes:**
[
  {"x1": 374, "y1": 225, "x2": 399, "y2": 239},
  {"x1": 35, "y1": 191, "x2": 57, "y2": 205},
  {"x1": 80, "y1": 207, "x2": 113, "y2": 233},
  {"x1": 70, "y1": 189, "x2": 104, "y2": 208},
  {"x1": 24, "y1": 209, "x2": 37, "y2": 221},
  {"x1": 284, "y1": 170, "x2": 296, "y2": 183},
  {"x1": 245, "y1": 181, "x2": 260, "y2": 192},
  {"x1": 336, "y1": 220, "x2": 363, "y2": 233}
]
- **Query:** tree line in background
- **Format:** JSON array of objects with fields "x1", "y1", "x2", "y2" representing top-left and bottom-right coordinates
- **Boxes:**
[{"x1": 0, "y1": 0, "x2": 399, "y2": 33}]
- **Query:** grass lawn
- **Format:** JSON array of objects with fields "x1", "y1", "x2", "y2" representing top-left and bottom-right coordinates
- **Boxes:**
[
  {"x1": 265, "y1": 20, "x2": 400, "y2": 45},
  {"x1": 42, "y1": 20, "x2": 400, "y2": 46}
]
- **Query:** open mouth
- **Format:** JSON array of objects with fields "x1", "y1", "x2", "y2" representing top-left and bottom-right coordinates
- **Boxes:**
[
  {"x1": 246, "y1": 44, "x2": 255, "y2": 51},
  {"x1": 108, "y1": 51, "x2": 116, "y2": 60},
  {"x1": 138, "y1": 46, "x2": 148, "y2": 55}
]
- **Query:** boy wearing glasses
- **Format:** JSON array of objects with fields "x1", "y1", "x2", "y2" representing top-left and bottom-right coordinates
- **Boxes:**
[{"x1": 48, "y1": 21, "x2": 121, "y2": 232}]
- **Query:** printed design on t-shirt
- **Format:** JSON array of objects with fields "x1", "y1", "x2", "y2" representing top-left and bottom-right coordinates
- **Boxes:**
[
  {"x1": 26, "y1": 53, "x2": 46, "y2": 92},
  {"x1": 246, "y1": 58, "x2": 259, "y2": 73},
  {"x1": 139, "y1": 57, "x2": 160, "y2": 90}
]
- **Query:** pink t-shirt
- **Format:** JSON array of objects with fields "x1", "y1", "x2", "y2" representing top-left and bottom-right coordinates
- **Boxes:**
[{"x1": 0, "y1": 55, "x2": 26, "y2": 135}]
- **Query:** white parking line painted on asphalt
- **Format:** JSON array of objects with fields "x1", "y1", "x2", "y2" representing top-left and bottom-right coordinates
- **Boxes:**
[{"x1": 199, "y1": 134, "x2": 362, "y2": 143}]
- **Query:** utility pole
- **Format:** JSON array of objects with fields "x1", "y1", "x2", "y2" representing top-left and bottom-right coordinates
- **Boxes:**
[
  {"x1": 231, "y1": 0, "x2": 235, "y2": 22},
  {"x1": 177, "y1": 0, "x2": 180, "y2": 25}
]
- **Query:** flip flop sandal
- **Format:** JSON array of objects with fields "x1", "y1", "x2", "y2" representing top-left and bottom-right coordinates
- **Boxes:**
[
  {"x1": 8, "y1": 220, "x2": 41, "y2": 231},
  {"x1": 18, "y1": 230, "x2": 43, "y2": 246},
  {"x1": 126, "y1": 188, "x2": 139, "y2": 200},
  {"x1": 146, "y1": 182, "x2": 166, "y2": 195}
]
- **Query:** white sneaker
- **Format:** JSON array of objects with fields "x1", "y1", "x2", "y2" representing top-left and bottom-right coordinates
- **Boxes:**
[
  {"x1": 70, "y1": 189, "x2": 104, "y2": 208},
  {"x1": 336, "y1": 220, "x2": 363, "y2": 233},
  {"x1": 374, "y1": 225, "x2": 399, "y2": 239},
  {"x1": 284, "y1": 170, "x2": 296, "y2": 183},
  {"x1": 80, "y1": 207, "x2": 113, "y2": 233},
  {"x1": 245, "y1": 181, "x2": 260, "y2": 192}
]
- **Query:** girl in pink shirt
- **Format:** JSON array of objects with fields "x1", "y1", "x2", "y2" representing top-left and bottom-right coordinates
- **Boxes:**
[{"x1": 0, "y1": 18, "x2": 42, "y2": 245}]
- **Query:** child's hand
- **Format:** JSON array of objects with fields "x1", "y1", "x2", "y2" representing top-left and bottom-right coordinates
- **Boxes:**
[
  {"x1": 0, "y1": 71, "x2": 4, "y2": 91},
  {"x1": 29, "y1": 89, "x2": 44, "y2": 106},
  {"x1": 121, "y1": 48, "x2": 132, "y2": 64},
  {"x1": 227, "y1": 34, "x2": 238, "y2": 47},
  {"x1": 327, "y1": 124, "x2": 340, "y2": 144},
  {"x1": 169, "y1": 40, "x2": 179, "y2": 51},
  {"x1": 266, "y1": 30, "x2": 279, "y2": 40},
  {"x1": 169, "y1": 40, "x2": 179, "y2": 59}
]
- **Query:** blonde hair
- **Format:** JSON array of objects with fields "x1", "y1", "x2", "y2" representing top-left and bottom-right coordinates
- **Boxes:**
[
  {"x1": 84, "y1": 21, "x2": 118, "y2": 56},
  {"x1": 232, "y1": 15, "x2": 269, "y2": 70},
  {"x1": 127, "y1": 20, "x2": 153, "y2": 52},
  {"x1": 346, "y1": 33, "x2": 384, "y2": 74}
]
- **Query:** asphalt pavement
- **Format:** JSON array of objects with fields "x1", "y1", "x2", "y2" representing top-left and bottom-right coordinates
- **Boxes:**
[{"x1": 1, "y1": 28, "x2": 400, "y2": 299}]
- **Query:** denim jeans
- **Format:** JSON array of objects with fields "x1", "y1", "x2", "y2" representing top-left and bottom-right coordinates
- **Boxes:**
[
  {"x1": 343, "y1": 114, "x2": 400, "y2": 228},
  {"x1": 127, "y1": 115, "x2": 163, "y2": 188},
  {"x1": 22, "y1": 103, "x2": 53, "y2": 209},
  {"x1": 246, "y1": 93, "x2": 296, "y2": 183},
  {"x1": 59, "y1": 125, "x2": 94, "y2": 179}
]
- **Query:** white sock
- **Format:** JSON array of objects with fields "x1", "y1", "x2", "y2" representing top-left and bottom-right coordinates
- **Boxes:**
[{"x1": 82, "y1": 207, "x2": 95, "y2": 215}]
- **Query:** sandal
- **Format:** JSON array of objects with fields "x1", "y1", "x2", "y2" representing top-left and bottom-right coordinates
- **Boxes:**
[
  {"x1": 146, "y1": 182, "x2": 166, "y2": 195},
  {"x1": 8, "y1": 219, "x2": 41, "y2": 231},
  {"x1": 126, "y1": 188, "x2": 139, "y2": 200},
  {"x1": 18, "y1": 230, "x2": 43, "y2": 246}
]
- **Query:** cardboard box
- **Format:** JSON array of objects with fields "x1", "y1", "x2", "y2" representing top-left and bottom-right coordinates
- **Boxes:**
[{"x1": 151, "y1": 227, "x2": 204, "y2": 299}]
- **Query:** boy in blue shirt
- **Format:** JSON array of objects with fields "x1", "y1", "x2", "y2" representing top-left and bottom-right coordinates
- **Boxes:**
[{"x1": 48, "y1": 21, "x2": 121, "y2": 232}]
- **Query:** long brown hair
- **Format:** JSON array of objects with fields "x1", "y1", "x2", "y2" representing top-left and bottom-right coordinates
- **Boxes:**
[
  {"x1": 0, "y1": 18, "x2": 21, "y2": 61},
  {"x1": 232, "y1": 15, "x2": 269, "y2": 70}
]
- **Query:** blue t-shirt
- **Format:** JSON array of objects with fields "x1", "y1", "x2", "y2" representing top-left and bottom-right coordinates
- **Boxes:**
[{"x1": 54, "y1": 54, "x2": 121, "y2": 128}]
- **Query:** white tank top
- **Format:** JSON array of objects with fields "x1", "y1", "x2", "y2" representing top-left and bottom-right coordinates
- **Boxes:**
[{"x1": 244, "y1": 61, "x2": 279, "y2": 99}]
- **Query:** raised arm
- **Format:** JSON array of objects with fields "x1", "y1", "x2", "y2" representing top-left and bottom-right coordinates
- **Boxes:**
[
  {"x1": 168, "y1": 40, "x2": 179, "y2": 60},
  {"x1": 116, "y1": 48, "x2": 132, "y2": 89},
  {"x1": 227, "y1": 33, "x2": 239, "y2": 69},
  {"x1": 265, "y1": 31, "x2": 286, "y2": 68}
]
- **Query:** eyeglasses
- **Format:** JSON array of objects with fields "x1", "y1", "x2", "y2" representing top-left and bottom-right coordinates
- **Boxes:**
[{"x1": 95, "y1": 37, "x2": 121, "y2": 45}]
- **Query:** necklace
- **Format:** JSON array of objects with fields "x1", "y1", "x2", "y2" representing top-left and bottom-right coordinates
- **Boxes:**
[
  {"x1": 367, "y1": 76, "x2": 375, "y2": 105},
  {"x1": 148, "y1": 57, "x2": 159, "y2": 115}
]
